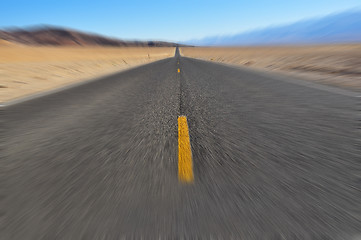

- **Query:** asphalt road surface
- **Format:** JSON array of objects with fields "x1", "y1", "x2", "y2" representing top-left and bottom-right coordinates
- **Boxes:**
[{"x1": 2, "y1": 48, "x2": 361, "y2": 239}]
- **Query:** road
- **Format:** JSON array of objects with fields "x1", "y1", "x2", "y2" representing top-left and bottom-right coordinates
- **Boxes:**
[{"x1": 2, "y1": 48, "x2": 361, "y2": 239}]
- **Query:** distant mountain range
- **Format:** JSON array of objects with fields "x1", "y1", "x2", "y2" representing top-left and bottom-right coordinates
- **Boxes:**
[
  {"x1": 0, "y1": 26, "x2": 182, "y2": 47},
  {"x1": 186, "y1": 10, "x2": 361, "y2": 46}
]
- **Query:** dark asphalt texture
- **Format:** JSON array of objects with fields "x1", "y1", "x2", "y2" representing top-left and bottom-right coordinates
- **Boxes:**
[{"x1": 1, "y1": 48, "x2": 361, "y2": 239}]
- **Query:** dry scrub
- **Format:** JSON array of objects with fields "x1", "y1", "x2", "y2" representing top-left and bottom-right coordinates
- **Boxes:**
[
  {"x1": 181, "y1": 45, "x2": 361, "y2": 91},
  {"x1": 0, "y1": 46, "x2": 174, "y2": 102}
]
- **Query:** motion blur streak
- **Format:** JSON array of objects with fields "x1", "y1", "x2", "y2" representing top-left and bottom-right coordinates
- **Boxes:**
[
  {"x1": 1, "y1": 48, "x2": 361, "y2": 239},
  {"x1": 178, "y1": 116, "x2": 194, "y2": 183}
]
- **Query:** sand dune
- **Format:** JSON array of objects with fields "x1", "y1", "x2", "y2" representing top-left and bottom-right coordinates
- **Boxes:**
[
  {"x1": 181, "y1": 45, "x2": 361, "y2": 91},
  {"x1": 0, "y1": 46, "x2": 175, "y2": 102}
]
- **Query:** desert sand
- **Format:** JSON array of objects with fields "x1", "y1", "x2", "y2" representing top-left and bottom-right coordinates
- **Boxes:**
[
  {"x1": 181, "y1": 45, "x2": 361, "y2": 91},
  {"x1": 0, "y1": 46, "x2": 175, "y2": 103}
]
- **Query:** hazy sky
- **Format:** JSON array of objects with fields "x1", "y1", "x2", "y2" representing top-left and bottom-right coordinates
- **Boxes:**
[{"x1": 1, "y1": 0, "x2": 360, "y2": 41}]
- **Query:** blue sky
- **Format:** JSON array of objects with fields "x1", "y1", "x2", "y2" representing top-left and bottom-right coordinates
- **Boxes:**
[{"x1": 1, "y1": 0, "x2": 360, "y2": 42}]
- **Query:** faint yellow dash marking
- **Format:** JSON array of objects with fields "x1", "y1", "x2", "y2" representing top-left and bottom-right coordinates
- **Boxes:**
[
  {"x1": 178, "y1": 116, "x2": 194, "y2": 183},
  {"x1": 178, "y1": 68, "x2": 180, "y2": 73}
]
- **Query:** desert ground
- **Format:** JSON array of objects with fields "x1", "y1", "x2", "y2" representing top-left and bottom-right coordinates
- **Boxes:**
[
  {"x1": 0, "y1": 46, "x2": 175, "y2": 103},
  {"x1": 181, "y1": 45, "x2": 361, "y2": 91},
  {"x1": 2, "y1": 45, "x2": 360, "y2": 103}
]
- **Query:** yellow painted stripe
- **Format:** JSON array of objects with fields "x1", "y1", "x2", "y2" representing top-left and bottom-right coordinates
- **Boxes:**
[
  {"x1": 178, "y1": 116, "x2": 194, "y2": 183},
  {"x1": 178, "y1": 68, "x2": 180, "y2": 73}
]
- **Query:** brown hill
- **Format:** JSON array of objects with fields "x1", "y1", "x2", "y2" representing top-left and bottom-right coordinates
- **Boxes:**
[{"x1": 0, "y1": 26, "x2": 182, "y2": 47}]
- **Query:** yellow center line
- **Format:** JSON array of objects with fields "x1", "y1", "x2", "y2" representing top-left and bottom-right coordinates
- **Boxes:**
[
  {"x1": 178, "y1": 116, "x2": 194, "y2": 183},
  {"x1": 178, "y1": 68, "x2": 180, "y2": 73}
]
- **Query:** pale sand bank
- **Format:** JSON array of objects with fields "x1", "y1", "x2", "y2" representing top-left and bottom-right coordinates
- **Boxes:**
[
  {"x1": 181, "y1": 45, "x2": 361, "y2": 91},
  {"x1": 0, "y1": 46, "x2": 175, "y2": 103}
]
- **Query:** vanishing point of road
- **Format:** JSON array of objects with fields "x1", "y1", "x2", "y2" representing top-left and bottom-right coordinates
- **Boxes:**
[{"x1": 2, "y1": 48, "x2": 361, "y2": 239}]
